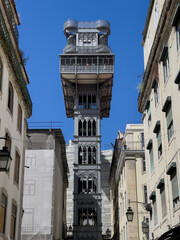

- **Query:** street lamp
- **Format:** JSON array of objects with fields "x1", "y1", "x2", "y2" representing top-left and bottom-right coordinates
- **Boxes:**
[
  {"x1": 126, "y1": 206, "x2": 134, "y2": 222},
  {"x1": 142, "y1": 218, "x2": 149, "y2": 234},
  {"x1": 0, "y1": 146, "x2": 12, "y2": 171},
  {"x1": 126, "y1": 199, "x2": 150, "y2": 239}
]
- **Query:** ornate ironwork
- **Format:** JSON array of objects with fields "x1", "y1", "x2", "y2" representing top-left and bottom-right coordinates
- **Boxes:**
[{"x1": 0, "y1": 8, "x2": 32, "y2": 117}]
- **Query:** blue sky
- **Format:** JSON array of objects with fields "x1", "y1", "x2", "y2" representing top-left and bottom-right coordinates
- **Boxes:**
[{"x1": 16, "y1": 0, "x2": 149, "y2": 149}]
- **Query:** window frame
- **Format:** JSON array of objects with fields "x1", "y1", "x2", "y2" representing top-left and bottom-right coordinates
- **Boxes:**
[
  {"x1": 0, "y1": 57, "x2": 3, "y2": 92},
  {"x1": 0, "y1": 193, "x2": 7, "y2": 234},
  {"x1": 7, "y1": 81, "x2": 14, "y2": 115},
  {"x1": 14, "y1": 151, "x2": 20, "y2": 185},
  {"x1": 10, "y1": 203, "x2": 17, "y2": 239},
  {"x1": 17, "y1": 104, "x2": 22, "y2": 134}
]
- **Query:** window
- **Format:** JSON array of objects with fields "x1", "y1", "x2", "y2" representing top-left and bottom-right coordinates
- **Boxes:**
[
  {"x1": 142, "y1": 157, "x2": 146, "y2": 172},
  {"x1": 172, "y1": 4, "x2": 180, "y2": 52},
  {"x1": 153, "y1": 121, "x2": 162, "y2": 158},
  {"x1": 160, "y1": 46, "x2": 170, "y2": 84},
  {"x1": 157, "y1": 179, "x2": 167, "y2": 218},
  {"x1": 78, "y1": 147, "x2": 83, "y2": 164},
  {"x1": 8, "y1": 82, "x2": 14, "y2": 114},
  {"x1": 88, "y1": 95, "x2": 96, "y2": 109},
  {"x1": 147, "y1": 31, "x2": 152, "y2": 55},
  {"x1": 162, "y1": 97, "x2": 174, "y2": 142},
  {"x1": 0, "y1": 57, "x2": 3, "y2": 92},
  {"x1": 24, "y1": 180, "x2": 36, "y2": 196},
  {"x1": 0, "y1": 193, "x2": 7, "y2": 233},
  {"x1": 144, "y1": 185, "x2": 148, "y2": 203},
  {"x1": 176, "y1": 19, "x2": 180, "y2": 51},
  {"x1": 26, "y1": 154, "x2": 36, "y2": 166},
  {"x1": 92, "y1": 120, "x2": 96, "y2": 136},
  {"x1": 154, "y1": 0, "x2": 159, "y2": 27},
  {"x1": 21, "y1": 208, "x2": 34, "y2": 233},
  {"x1": 163, "y1": 51, "x2": 170, "y2": 83},
  {"x1": 145, "y1": 100, "x2": 151, "y2": 126},
  {"x1": 150, "y1": 192, "x2": 157, "y2": 226},
  {"x1": 141, "y1": 132, "x2": 145, "y2": 149},
  {"x1": 167, "y1": 163, "x2": 179, "y2": 208},
  {"x1": 78, "y1": 177, "x2": 96, "y2": 194},
  {"x1": 14, "y1": 151, "x2": 20, "y2": 185},
  {"x1": 17, "y1": 104, "x2": 22, "y2": 133},
  {"x1": 10, "y1": 204, "x2": 17, "y2": 239},
  {"x1": 154, "y1": 82, "x2": 159, "y2": 107},
  {"x1": 79, "y1": 120, "x2": 82, "y2": 136},
  {"x1": 147, "y1": 140, "x2": 154, "y2": 172},
  {"x1": 78, "y1": 207, "x2": 97, "y2": 226}
]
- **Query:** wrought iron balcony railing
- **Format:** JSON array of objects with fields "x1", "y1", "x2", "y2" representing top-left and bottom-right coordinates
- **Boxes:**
[
  {"x1": 4, "y1": 0, "x2": 19, "y2": 43},
  {"x1": 60, "y1": 65, "x2": 114, "y2": 74}
]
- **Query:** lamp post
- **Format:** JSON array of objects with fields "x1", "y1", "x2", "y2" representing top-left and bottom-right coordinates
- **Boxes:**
[
  {"x1": 126, "y1": 199, "x2": 150, "y2": 240},
  {"x1": 0, "y1": 137, "x2": 12, "y2": 172}
]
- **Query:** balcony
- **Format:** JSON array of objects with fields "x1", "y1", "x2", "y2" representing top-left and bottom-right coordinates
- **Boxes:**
[
  {"x1": 4, "y1": 0, "x2": 19, "y2": 43},
  {"x1": 60, "y1": 64, "x2": 114, "y2": 74},
  {"x1": 124, "y1": 141, "x2": 144, "y2": 151}
]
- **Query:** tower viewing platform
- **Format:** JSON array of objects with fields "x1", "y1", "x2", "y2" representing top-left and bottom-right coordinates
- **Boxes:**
[{"x1": 60, "y1": 20, "x2": 114, "y2": 118}]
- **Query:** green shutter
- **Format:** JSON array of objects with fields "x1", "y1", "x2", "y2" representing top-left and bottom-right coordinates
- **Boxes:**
[
  {"x1": 171, "y1": 170, "x2": 179, "y2": 201},
  {"x1": 160, "y1": 185, "x2": 167, "y2": 217},
  {"x1": 150, "y1": 149, "x2": 154, "y2": 172},
  {"x1": 166, "y1": 105, "x2": 173, "y2": 128}
]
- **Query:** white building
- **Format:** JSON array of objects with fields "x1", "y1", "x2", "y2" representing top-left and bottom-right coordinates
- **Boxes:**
[
  {"x1": 138, "y1": 0, "x2": 180, "y2": 238},
  {"x1": 21, "y1": 129, "x2": 68, "y2": 240},
  {"x1": 0, "y1": 0, "x2": 32, "y2": 239}
]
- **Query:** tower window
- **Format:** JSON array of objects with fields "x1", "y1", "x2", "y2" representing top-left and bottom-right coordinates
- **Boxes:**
[
  {"x1": 78, "y1": 207, "x2": 97, "y2": 226},
  {"x1": 93, "y1": 120, "x2": 96, "y2": 136},
  {"x1": 83, "y1": 121, "x2": 86, "y2": 136}
]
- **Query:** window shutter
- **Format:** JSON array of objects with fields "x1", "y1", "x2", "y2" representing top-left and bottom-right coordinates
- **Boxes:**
[
  {"x1": 150, "y1": 149, "x2": 154, "y2": 172},
  {"x1": 166, "y1": 105, "x2": 172, "y2": 128},
  {"x1": 160, "y1": 185, "x2": 167, "y2": 217},
  {"x1": 171, "y1": 170, "x2": 179, "y2": 200}
]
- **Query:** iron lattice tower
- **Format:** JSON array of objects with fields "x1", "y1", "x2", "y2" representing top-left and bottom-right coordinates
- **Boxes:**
[{"x1": 60, "y1": 20, "x2": 114, "y2": 240}]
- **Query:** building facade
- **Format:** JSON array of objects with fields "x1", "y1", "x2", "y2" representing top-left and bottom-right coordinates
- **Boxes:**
[
  {"x1": 60, "y1": 20, "x2": 114, "y2": 240},
  {"x1": 110, "y1": 125, "x2": 149, "y2": 240},
  {"x1": 21, "y1": 129, "x2": 68, "y2": 240},
  {"x1": 0, "y1": 0, "x2": 32, "y2": 239},
  {"x1": 138, "y1": 0, "x2": 180, "y2": 239}
]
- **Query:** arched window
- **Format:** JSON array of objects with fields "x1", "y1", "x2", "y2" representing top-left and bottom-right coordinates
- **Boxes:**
[
  {"x1": 79, "y1": 120, "x2": 82, "y2": 136},
  {"x1": 83, "y1": 120, "x2": 86, "y2": 136},
  {"x1": 83, "y1": 147, "x2": 87, "y2": 164},
  {"x1": 88, "y1": 120, "x2": 91, "y2": 136},
  {"x1": 93, "y1": 120, "x2": 96, "y2": 136},
  {"x1": 78, "y1": 147, "x2": 82, "y2": 164},
  {"x1": 88, "y1": 147, "x2": 91, "y2": 164},
  {"x1": 93, "y1": 147, "x2": 96, "y2": 164}
]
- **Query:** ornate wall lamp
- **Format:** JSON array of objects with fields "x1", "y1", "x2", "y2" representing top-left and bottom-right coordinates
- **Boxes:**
[
  {"x1": 126, "y1": 199, "x2": 151, "y2": 240},
  {"x1": 0, "y1": 137, "x2": 12, "y2": 172}
]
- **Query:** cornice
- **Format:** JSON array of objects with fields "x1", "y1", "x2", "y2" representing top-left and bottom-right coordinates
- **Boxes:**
[{"x1": 138, "y1": 0, "x2": 178, "y2": 113}]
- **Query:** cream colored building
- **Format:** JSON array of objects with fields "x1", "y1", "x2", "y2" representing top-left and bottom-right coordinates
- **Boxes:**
[
  {"x1": 110, "y1": 125, "x2": 149, "y2": 240},
  {"x1": 138, "y1": 0, "x2": 180, "y2": 238},
  {"x1": 0, "y1": 0, "x2": 32, "y2": 239}
]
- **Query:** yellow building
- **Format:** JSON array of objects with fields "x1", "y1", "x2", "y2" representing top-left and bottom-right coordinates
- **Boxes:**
[
  {"x1": 138, "y1": 0, "x2": 180, "y2": 238},
  {"x1": 110, "y1": 125, "x2": 149, "y2": 240},
  {"x1": 0, "y1": 0, "x2": 32, "y2": 239}
]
